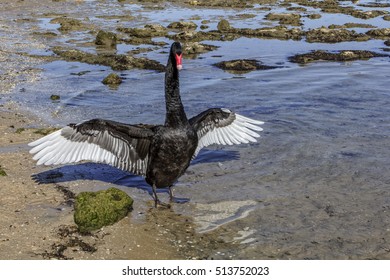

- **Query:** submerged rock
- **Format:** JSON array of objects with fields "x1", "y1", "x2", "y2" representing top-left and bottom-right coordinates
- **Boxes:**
[
  {"x1": 289, "y1": 50, "x2": 388, "y2": 64},
  {"x1": 74, "y1": 187, "x2": 133, "y2": 233},
  {"x1": 95, "y1": 30, "x2": 117, "y2": 48},
  {"x1": 214, "y1": 59, "x2": 277, "y2": 73}
]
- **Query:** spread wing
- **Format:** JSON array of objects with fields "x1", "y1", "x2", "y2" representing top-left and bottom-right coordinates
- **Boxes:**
[
  {"x1": 28, "y1": 119, "x2": 155, "y2": 176},
  {"x1": 189, "y1": 108, "x2": 264, "y2": 157}
]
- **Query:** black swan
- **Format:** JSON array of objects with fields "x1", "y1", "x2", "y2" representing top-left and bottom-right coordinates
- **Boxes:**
[{"x1": 29, "y1": 42, "x2": 264, "y2": 207}]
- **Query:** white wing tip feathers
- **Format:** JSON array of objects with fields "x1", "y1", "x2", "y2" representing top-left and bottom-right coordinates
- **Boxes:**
[
  {"x1": 28, "y1": 127, "x2": 116, "y2": 167},
  {"x1": 195, "y1": 111, "x2": 264, "y2": 156}
]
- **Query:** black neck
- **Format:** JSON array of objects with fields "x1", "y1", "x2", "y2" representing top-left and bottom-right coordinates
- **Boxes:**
[{"x1": 164, "y1": 54, "x2": 188, "y2": 127}]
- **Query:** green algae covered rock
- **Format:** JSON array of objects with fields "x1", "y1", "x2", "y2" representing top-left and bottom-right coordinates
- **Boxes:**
[
  {"x1": 102, "y1": 73, "x2": 122, "y2": 86},
  {"x1": 74, "y1": 188, "x2": 133, "y2": 233},
  {"x1": 0, "y1": 165, "x2": 7, "y2": 176}
]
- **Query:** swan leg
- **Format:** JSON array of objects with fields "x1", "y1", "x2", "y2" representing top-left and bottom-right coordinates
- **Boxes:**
[
  {"x1": 168, "y1": 185, "x2": 174, "y2": 202},
  {"x1": 152, "y1": 184, "x2": 160, "y2": 208},
  {"x1": 152, "y1": 184, "x2": 170, "y2": 208},
  {"x1": 168, "y1": 186, "x2": 190, "y2": 204}
]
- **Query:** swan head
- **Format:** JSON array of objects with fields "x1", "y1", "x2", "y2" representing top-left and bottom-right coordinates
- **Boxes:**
[{"x1": 171, "y1": 42, "x2": 183, "y2": 71}]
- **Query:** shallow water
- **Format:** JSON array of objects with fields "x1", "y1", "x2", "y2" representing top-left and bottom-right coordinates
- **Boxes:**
[{"x1": 2, "y1": 0, "x2": 390, "y2": 259}]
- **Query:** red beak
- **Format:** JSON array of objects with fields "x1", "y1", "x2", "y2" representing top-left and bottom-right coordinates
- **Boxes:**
[{"x1": 175, "y1": 53, "x2": 183, "y2": 70}]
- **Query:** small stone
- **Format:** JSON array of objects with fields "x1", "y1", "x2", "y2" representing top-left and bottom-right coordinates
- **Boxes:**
[{"x1": 50, "y1": 94, "x2": 60, "y2": 101}]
